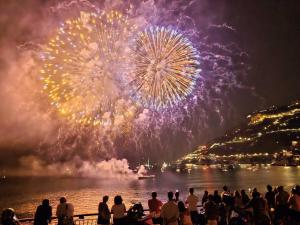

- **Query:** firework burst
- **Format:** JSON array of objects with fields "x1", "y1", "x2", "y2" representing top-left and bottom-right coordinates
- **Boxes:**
[
  {"x1": 130, "y1": 26, "x2": 201, "y2": 109},
  {"x1": 41, "y1": 11, "x2": 137, "y2": 125}
]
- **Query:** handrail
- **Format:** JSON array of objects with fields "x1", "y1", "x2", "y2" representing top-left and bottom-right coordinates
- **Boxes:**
[{"x1": 18, "y1": 205, "x2": 203, "y2": 222}]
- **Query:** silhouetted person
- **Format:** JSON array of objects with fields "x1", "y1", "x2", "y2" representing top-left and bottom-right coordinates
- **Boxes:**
[
  {"x1": 56, "y1": 197, "x2": 74, "y2": 225},
  {"x1": 221, "y1": 186, "x2": 233, "y2": 223},
  {"x1": 34, "y1": 199, "x2": 52, "y2": 225},
  {"x1": 148, "y1": 192, "x2": 163, "y2": 225},
  {"x1": 241, "y1": 189, "x2": 250, "y2": 206},
  {"x1": 161, "y1": 192, "x2": 179, "y2": 225},
  {"x1": 111, "y1": 195, "x2": 126, "y2": 225},
  {"x1": 288, "y1": 185, "x2": 300, "y2": 211},
  {"x1": 175, "y1": 191, "x2": 181, "y2": 204},
  {"x1": 1, "y1": 208, "x2": 20, "y2": 225},
  {"x1": 202, "y1": 190, "x2": 209, "y2": 205},
  {"x1": 212, "y1": 190, "x2": 221, "y2": 205},
  {"x1": 204, "y1": 195, "x2": 219, "y2": 225},
  {"x1": 243, "y1": 191, "x2": 270, "y2": 225},
  {"x1": 98, "y1": 195, "x2": 110, "y2": 225},
  {"x1": 287, "y1": 185, "x2": 300, "y2": 224},
  {"x1": 265, "y1": 185, "x2": 275, "y2": 210},
  {"x1": 185, "y1": 188, "x2": 199, "y2": 225},
  {"x1": 274, "y1": 186, "x2": 290, "y2": 223},
  {"x1": 178, "y1": 201, "x2": 193, "y2": 225},
  {"x1": 233, "y1": 190, "x2": 243, "y2": 209}
]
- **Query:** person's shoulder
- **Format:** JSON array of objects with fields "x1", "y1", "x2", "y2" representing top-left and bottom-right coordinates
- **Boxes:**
[
  {"x1": 162, "y1": 202, "x2": 168, "y2": 208},
  {"x1": 192, "y1": 194, "x2": 198, "y2": 200}
]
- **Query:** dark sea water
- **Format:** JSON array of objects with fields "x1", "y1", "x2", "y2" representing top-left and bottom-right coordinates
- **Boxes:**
[{"x1": 0, "y1": 166, "x2": 300, "y2": 219}]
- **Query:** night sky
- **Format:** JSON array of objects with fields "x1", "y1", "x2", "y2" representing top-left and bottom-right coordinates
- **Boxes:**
[{"x1": 0, "y1": 0, "x2": 300, "y2": 169}]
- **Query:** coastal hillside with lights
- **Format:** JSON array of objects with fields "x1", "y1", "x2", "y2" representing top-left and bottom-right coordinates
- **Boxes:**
[{"x1": 178, "y1": 101, "x2": 300, "y2": 166}]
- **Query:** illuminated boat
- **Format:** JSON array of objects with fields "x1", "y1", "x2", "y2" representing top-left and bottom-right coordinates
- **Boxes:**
[{"x1": 138, "y1": 174, "x2": 155, "y2": 180}]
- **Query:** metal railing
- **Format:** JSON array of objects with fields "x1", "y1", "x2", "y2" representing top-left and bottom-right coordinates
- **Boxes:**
[{"x1": 17, "y1": 205, "x2": 204, "y2": 225}]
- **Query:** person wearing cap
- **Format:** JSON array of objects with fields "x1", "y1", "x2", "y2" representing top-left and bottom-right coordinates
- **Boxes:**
[{"x1": 1, "y1": 208, "x2": 20, "y2": 225}]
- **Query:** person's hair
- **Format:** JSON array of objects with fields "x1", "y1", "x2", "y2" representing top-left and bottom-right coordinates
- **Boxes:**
[
  {"x1": 103, "y1": 196, "x2": 109, "y2": 202},
  {"x1": 214, "y1": 190, "x2": 218, "y2": 195},
  {"x1": 189, "y1": 188, "x2": 194, "y2": 194},
  {"x1": 223, "y1": 186, "x2": 228, "y2": 191},
  {"x1": 42, "y1": 199, "x2": 50, "y2": 206},
  {"x1": 252, "y1": 191, "x2": 260, "y2": 198},
  {"x1": 241, "y1": 189, "x2": 246, "y2": 195},
  {"x1": 152, "y1": 192, "x2": 157, "y2": 198},
  {"x1": 168, "y1": 191, "x2": 174, "y2": 200},
  {"x1": 178, "y1": 201, "x2": 186, "y2": 212},
  {"x1": 234, "y1": 190, "x2": 240, "y2": 198},
  {"x1": 114, "y1": 195, "x2": 123, "y2": 205},
  {"x1": 295, "y1": 185, "x2": 300, "y2": 196},
  {"x1": 204, "y1": 190, "x2": 208, "y2": 195},
  {"x1": 60, "y1": 197, "x2": 66, "y2": 204},
  {"x1": 267, "y1": 185, "x2": 272, "y2": 191},
  {"x1": 208, "y1": 194, "x2": 213, "y2": 201},
  {"x1": 278, "y1": 186, "x2": 284, "y2": 192},
  {"x1": 175, "y1": 191, "x2": 179, "y2": 198}
]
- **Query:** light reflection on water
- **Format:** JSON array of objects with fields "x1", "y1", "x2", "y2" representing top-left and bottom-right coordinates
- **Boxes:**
[{"x1": 0, "y1": 166, "x2": 299, "y2": 218}]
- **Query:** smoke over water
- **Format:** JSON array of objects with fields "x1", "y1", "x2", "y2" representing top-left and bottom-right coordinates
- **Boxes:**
[
  {"x1": 9, "y1": 156, "x2": 136, "y2": 179},
  {"x1": 0, "y1": 0, "x2": 258, "y2": 176}
]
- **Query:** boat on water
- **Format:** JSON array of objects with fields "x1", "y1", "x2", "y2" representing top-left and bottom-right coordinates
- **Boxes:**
[{"x1": 138, "y1": 174, "x2": 155, "y2": 180}]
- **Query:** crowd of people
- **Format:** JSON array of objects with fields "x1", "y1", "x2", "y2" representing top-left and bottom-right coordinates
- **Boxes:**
[{"x1": 1, "y1": 185, "x2": 300, "y2": 225}]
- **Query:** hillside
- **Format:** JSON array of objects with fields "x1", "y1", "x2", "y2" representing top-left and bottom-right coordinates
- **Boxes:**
[{"x1": 187, "y1": 101, "x2": 300, "y2": 158}]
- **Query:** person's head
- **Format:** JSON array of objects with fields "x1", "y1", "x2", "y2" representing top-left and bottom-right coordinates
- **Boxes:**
[
  {"x1": 267, "y1": 185, "x2": 273, "y2": 192},
  {"x1": 60, "y1": 197, "x2": 67, "y2": 204},
  {"x1": 234, "y1": 190, "x2": 240, "y2": 198},
  {"x1": 208, "y1": 194, "x2": 213, "y2": 202},
  {"x1": 278, "y1": 186, "x2": 284, "y2": 192},
  {"x1": 223, "y1": 186, "x2": 228, "y2": 192},
  {"x1": 42, "y1": 199, "x2": 50, "y2": 206},
  {"x1": 175, "y1": 191, "x2": 180, "y2": 199},
  {"x1": 189, "y1": 188, "x2": 194, "y2": 195},
  {"x1": 1, "y1": 208, "x2": 15, "y2": 221},
  {"x1": 241, "y1": 189, "x2": 246, "y2": 195},
  {"x1": 214, "y1": 190, "x2": 218, "y2": 195},
  {"x1": 103, "y1": 195, "x2": 109, "y2": 203},
  {"x1": 252, "y1": 191, "x2": 260, "y2": 198},
  {"x1": 177, "y1": 201, "x2": 186, "y2": 212},
  {"x1": 291, "y1": 187, "x2": 297, "y2": 195},
  {"x1": 114, "y1": 195, "x2": 123, "y2": 205},
  {"x1": 168, "y1": 191, "x2": 174, "y2": 201},
  {"x1": 204, "y1": 190, "x2": 208, "y2": 195},
  {"x1": 151, "y1": 192, "x2": 157, "y2": 199}
]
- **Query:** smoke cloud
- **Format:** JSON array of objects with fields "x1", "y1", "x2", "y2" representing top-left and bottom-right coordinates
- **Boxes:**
[{"x1": 6, "y1": 155, "x2": 137, "y2": 179}]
